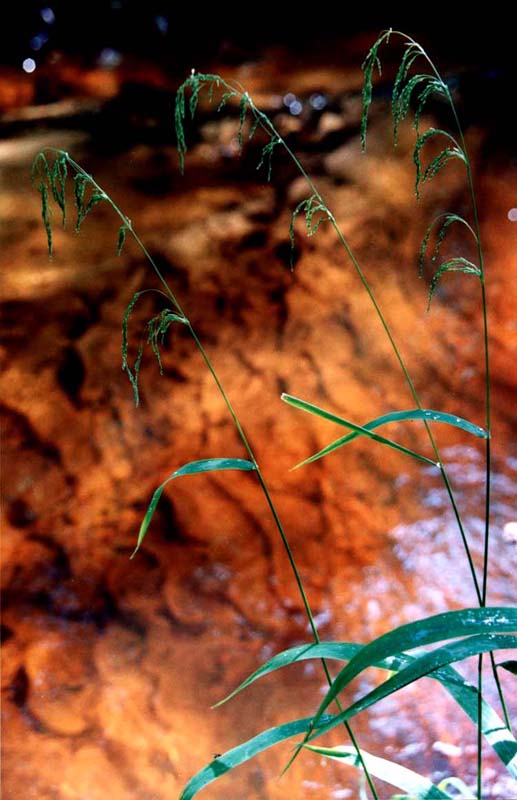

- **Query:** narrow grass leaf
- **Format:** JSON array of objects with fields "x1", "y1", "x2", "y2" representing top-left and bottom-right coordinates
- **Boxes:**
[
  {"x1": 289, "y1": 408, "x2": 487, "y2": 470},
  {"x1": 304, "y1": 745, "x2": 452, "y2": 799},
  {"x1": 310, "y1": 608, "x2": 517, "y2": 729},
  {"x1": 215, "y1": 639, "x2": 517, "y2": 775},
  {"x1": 214, "y1": 642, "x2": 364, "y2": 707},
  {"x1": 132, "y1": 458, "x2": 256, "y2": 558},
  {"x1": 179, "y1": 714, "x2": 334, "y2": 800},
  {"x1": 281, "y1": 394, "x2": 438, "y2": 467},
  {"x1": 309, "y1": 634, "x2": 517, "y2": 742}
]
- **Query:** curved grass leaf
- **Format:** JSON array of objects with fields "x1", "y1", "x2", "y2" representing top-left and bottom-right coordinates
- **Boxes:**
[
  {"x1": 285, "y1": 407, "x2": 487, "y2": 470},
  {"x1": 309, "y1": 633, "x2": 517, "y2": 743},
  {"x1": 214, "y1": 642, "x2": 364, "y2": 707},
  {"x1": 281, "y1": 394, "x2": 438, "y2": 467},
  {"x1": 131, "y1": 458, "x2": 256, "y2": 558},
  {"x1": 179, "y1": 714, "x2": 334, "y2": 800},
  {"x1": 304, "y1": 745, "x2": 453, "y2": 799},
  {"x1": 212, "y1": 638, "x2": 517, "y2": 776},
  {"x1": 310, "y1": 608, "x2": 517, "y2": 729}
]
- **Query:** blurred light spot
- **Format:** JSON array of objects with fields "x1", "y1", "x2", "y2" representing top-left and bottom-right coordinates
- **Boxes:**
[
  {"x1": 22, "y1": 58, "x2": 37, "y2": 73},
  {"x1": 310, "y1": 92, "x2": 327, "y2": 111},
  {"x1": 98, "y1": 47, "x2": 122, "y2": 68},
  {"x1": 289, "y1": 99, "x2": 303, "y2": 116},
  {"x1": 40, "y1": 7, "x2": 55, "y2": 24},
  {"x1": 283, "y1": 92, "x2": 296, "y2": 108},
  {"x1": 503, "y1": 521, "x2": 517, "y2": 543},
  {"x1": 155, "y1": 15, "x2": 168, "y2": 34},
  {"x1": 30, "y1": 32, "x2": 49, "y2": 51},
  {"x1": 432, "y1": 740, "x2": 462, "y2": 757},
  {"x1": 507, "y1": 207, "x2": 517, "y2": 222}
]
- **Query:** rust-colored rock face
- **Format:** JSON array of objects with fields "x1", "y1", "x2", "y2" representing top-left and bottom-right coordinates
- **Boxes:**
[{"x1": 1, "y1": 49, "x2": 516, "y2": 800}]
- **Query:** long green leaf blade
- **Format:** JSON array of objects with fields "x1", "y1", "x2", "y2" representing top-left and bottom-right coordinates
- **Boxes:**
[
  {"x1": 281, "y1": 394, "x2": 438, "y2": 467},
  {"x1": 290, "y1": 408, "x2": 487, "y2": 469},
  {"x1": 304, "y1": 745, "x2": 452, "y2": 799},
  {"x1": 131, "y1": 458, "x2": 256, "y2": 558},
  {"x1": 310, "y1": 634, "x2": 517, "y2": 742},
  {"x1": 311, "y1": 607, "x2": 517, "y2": 727},
  {"x1": 213, "y1": 639, "x2": 517, "y2": 776},
  {"x1": 179, "y1": 715, "x2": 334, "y2": 800}
]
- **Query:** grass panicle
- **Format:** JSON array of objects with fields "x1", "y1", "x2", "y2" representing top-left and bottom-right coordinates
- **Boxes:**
[
  {"x1": 289, "y1": 194, "x2": 332, "y2": 269},
  {"x1": 360, "y1": 28, "x2": 391, "y2": 150},
  {"x1": 121, "y1": 291, "x2": 188, "y2": 406},
  {"x1": 412, "y1": 127, "x2": 465, "y2": 197},
  {"x1": 419, "y1": 213, "x2": 477, "y2": 277},
  {"x1": 116, "y1": 224, "x2": 127, "y2": 256},
  {"x1": 428, "y1": 257, "x2": 482, "y2": 310}
]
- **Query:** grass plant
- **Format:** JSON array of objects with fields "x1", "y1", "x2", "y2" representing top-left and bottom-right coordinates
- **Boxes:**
[{"x1": 32, "y1": 29, "x2": 516, "y2": 800}]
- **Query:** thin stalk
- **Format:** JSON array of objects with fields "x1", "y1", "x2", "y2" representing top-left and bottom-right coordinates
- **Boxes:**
[
  {"x1": 248, "y1": 102, "x2": 482, "y2": 599},
  {"x1": 227, "y1": 73, "x2": 510, "y2": 786},
  {"x1": 46, "y1": 149, "x2": 379, "y2": 799},
  {"x1": 382, "y1": 32, "x2": 510, "y2": 796}
]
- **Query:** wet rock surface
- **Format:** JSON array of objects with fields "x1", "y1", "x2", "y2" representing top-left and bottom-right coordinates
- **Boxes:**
[{"x1": 1, "y1": 52, "x2": 516, "y2": 799}]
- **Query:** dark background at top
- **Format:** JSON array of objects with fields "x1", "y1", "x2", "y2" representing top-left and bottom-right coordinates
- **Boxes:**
[{"x1": 3, "y1": 3, "x2": 514, "y2": 73}]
